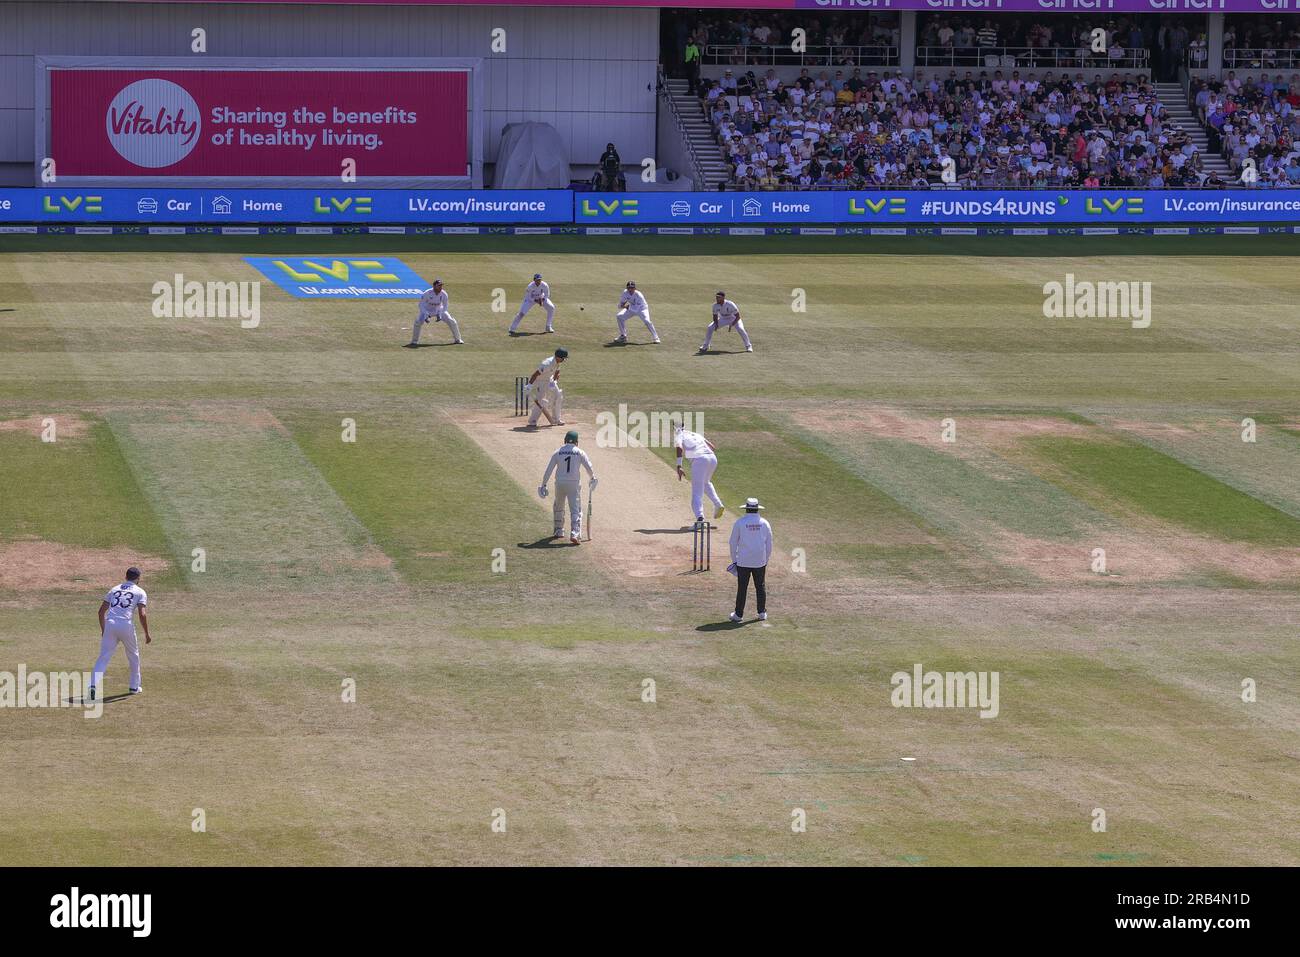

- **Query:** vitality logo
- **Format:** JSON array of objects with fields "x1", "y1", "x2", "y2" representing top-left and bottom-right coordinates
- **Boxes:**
[{"x1": 106, "y1": 78, "x2": 201, "y2": 169}]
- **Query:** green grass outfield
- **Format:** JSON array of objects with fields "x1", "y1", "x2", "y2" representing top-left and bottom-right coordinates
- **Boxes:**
[{"x1": 0, "y1": 234, "x2": 1297, "y2": 865}]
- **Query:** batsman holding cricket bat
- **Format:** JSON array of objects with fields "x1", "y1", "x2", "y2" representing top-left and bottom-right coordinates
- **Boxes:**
[
  {"x1": 539, "y1": 429, "x2": 596, "y2": 545},
  {"x1": 525, "y1": 347, "x2": 567, "y2": 429}
]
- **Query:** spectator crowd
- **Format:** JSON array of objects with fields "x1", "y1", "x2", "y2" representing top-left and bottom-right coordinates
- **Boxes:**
[
  {"x1": 666, "y1": 8, "x2": 1300, "y2": 188},
  {"x1": 1193, "y1": 72, "x2": 1300, "y2": 185},
  {"x1": 700, "y1": 67, "x2": 1233, "y2": 189},
  {"x1": 917, "y1": 14, "x2": 1153, "y2": 67},
  {"x1": 670, "y1": 8, "x2": 900, "y2": 78},
  {"x1": 1223, "y1": 16, "x2": 1300, "y2": 69}
]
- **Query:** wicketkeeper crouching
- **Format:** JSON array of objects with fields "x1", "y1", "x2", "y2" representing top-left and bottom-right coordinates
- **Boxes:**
[{"x1": 539, "y1": 429, "x2": 596, "y2": 545}]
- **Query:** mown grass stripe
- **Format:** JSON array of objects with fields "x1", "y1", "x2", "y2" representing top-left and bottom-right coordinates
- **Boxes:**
[
  {"x1": 1027, "y1": 436, "x2": 1300, "y2": 545},
  {"x1": 0, "y1": 415, "x2": 182, "y2": 586},
  {"x1": 284, "y1": 410, "x2": 584, "y2": 589}
]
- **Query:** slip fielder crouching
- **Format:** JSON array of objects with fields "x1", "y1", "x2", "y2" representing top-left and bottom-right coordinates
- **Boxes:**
[
  {"x1": 614, "y1": 281, "x2": 660, "y2": 344},
  {"x1": 698, "y1": 291, "x2": 753, "y2": 354},
  {"x1": 510, "y1": 273, "x2": 556, "y2": 335},
  {"x1": 406, "y1": 279, "x2": 463, "y2": 347}
]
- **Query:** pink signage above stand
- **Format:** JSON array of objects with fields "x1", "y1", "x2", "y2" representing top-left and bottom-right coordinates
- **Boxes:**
[{"x1": 94, "y1": 0, "x2": 1300, "y2": 11}]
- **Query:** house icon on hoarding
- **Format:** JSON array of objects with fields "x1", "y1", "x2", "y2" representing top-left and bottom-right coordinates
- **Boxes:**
[
  {"x1": 211, "y1": 196, "x2": 232, "y2": 215},
  {"x1": 742, "y1": 198, "x2": 762, "y2": 217}
]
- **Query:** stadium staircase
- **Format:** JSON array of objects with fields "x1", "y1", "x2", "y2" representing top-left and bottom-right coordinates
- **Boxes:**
[
  {"x1": 663, "y1": 78, "x2": 731, "y2": 189},
  {"x1": 1156, "y1": 82, "x2": 1234, "y2": 180}
]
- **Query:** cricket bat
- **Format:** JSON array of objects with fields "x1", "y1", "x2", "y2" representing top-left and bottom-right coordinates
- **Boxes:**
[{"x1": 532, "y1": 398, "x2": 557, "y2": 426}]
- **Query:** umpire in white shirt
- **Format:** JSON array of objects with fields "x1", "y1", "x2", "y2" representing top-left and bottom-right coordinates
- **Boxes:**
[{"x1": 728, "y1": 497, "x2": 773, "y2": 623}]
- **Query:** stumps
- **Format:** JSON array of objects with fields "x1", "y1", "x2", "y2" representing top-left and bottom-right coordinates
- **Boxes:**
[
  {"x1": 514, "y1": 376, "x2": 527, "y2": 416},
  {"x1": 692, "y1": 519, "x2": 711, "y2": 572}
]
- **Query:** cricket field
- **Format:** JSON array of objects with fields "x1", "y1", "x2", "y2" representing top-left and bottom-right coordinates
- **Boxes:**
[{"x1": 1, "y1": 234, "x2": 1297, "y2": 866}]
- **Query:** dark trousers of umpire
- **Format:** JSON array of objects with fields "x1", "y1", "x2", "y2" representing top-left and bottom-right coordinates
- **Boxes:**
[{"x1": 735, "y1": 564, "x2": 767, "y2": 617}]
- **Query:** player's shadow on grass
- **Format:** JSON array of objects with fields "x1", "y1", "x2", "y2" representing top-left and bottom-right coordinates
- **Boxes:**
[
  {"x1": 602, "y1": 340, "x2": 656, "y2": 348},
  {"x1": 508, "y1": 331, "x2": 542, "y2": 337},
  {"x1": 634, "y1": 526, "x2": 696, "y2": 535},
  {"x1": 518, "y1": 536, "x2": 575, "y2": 549},
  {"x1": 67, "y1": 693, "x2": 134, "y2": 706},
  {"x1": 696, "y1": 619, "x2": 751, "y2": 631},
  {"x1": 403, "y1": 342, "x2": 458, "y2": 348},
  {"x1": 693, "y1": 349, "x2": 743, "y2": 356},
  {"x1": 510, "y1": 424, "x2": 559, "y2": 433}
]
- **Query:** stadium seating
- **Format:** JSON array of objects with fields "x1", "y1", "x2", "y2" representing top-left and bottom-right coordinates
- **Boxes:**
[
  {"x1": 702, "y1": 69, "x2": 1225, "y2": 190},
  {"x1": 1191, "y1": 73, "x2": 1300, "y2": 185}
]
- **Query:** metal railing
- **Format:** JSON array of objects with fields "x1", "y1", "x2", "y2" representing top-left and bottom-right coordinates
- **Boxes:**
[
  {"x1": 702, "y1": 43, "x2": 898, "y2": 68},
  {"x1": 917, "y1": 46, "x2": 1149, "y2": 70},
  {"x1": 657, "y1": 70, "x2": 712, "y2": 190},
  {"x1": 1222, "y1": 48, "x2": 1300, "y2": 70}
]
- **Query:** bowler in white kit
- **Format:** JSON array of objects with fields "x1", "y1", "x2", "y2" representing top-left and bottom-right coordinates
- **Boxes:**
[
  {"x1": 614, "y1": 281, "x2": 660, "y2": 344},
  {"x1": 406, "y1": 279, "x2": 463, "y2": 347},
  {"x1": 699, "y1": 291, "x2": 753, "y2": 354},
  {"x1": 674, "y1": 422, "x2": 725, "y2": 523},
  {"x1": 509, "y1": 273, "x2": 556, "y2": 335},
  {"x1": 539, "y1": 429, "x2": 597, "y2": 544},
  {"x1": 89, "y1": 566, "x2": 153, "y2": 700}
]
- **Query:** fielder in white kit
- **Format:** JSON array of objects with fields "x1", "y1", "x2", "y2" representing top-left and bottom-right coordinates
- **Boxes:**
[
  {"x1": 674, "y1": 422, "x2": 726, "y2": 523},
  {"x1": 525, "y1": 347, "x2": 567, "y2": 428},
  {"x1": 539, "y1": 429, "x2": 597, "y2": 544},
  {"x1": 89, "y1": 566, "x2": 152, "y2": 700},
  {"x1": 614, "y1": 281, "x2": 660, "y2": 344},
  {"x1": 410, "y1": 276, "x2": 467, "y2": 348},
  {"x1": 509, "y1": 273, "x2": 556, "y2": 335},
  {"x1": 406, "y1": 279, "x2": 463, "y2": 347},
  {"x1": 699, "y1": 291, "x2": 753, "y2": 354}
]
